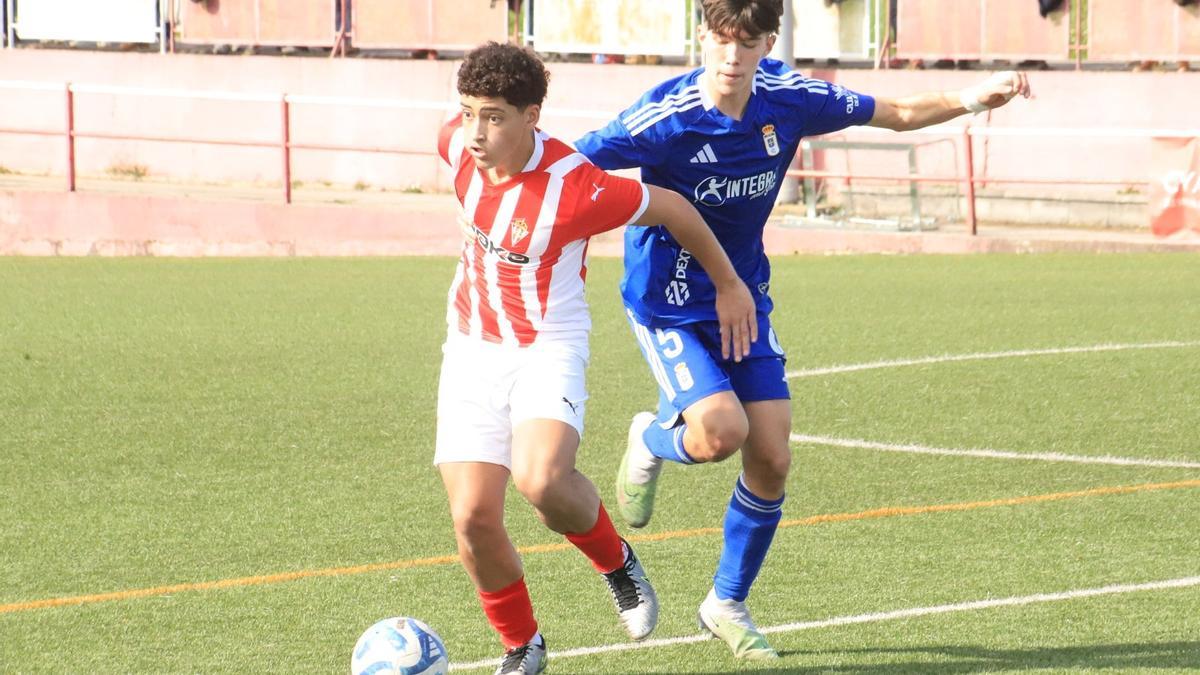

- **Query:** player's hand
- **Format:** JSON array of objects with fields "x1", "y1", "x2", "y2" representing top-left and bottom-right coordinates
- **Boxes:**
[
  {"x1": 961, "y1": 71, "x2": 1031, "y2": 113},
  {"x1": 714, "y1": 278, "x2": 757, "y2": 362}
]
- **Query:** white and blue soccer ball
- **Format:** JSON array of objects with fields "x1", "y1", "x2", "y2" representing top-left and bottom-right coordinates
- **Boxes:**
[{"x1": 351, "y1": 616, "x2": 449, "y2": 675}]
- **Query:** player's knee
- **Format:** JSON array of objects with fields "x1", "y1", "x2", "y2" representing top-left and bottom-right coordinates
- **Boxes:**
[
  {"x1": 511, "y1": 466, "x2": 567, "y2": 510},
  {"x1": 745, "y1": 445, "x2": 792, "y2": 487},
  {"x1": 762, "y1": 447, "x2": 792, "y2": 480},
  {"x1": 689, "y1": 428, "x2": 744, "y2": 462},
  {"x1": 450, "y1": 503, "x2": 504, "y2": 546},
  {"x1": 692, "y1": 412, "x2": 748, "y2": 462},
  {"x1": 706, "y1": 430, "x2": 744, "y2": 462}
]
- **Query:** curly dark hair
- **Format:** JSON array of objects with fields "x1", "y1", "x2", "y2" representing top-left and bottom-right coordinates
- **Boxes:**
[
  {"x1": 457, "y1": 42, "x2": 550, "y2": 109},
  {"x1": 700, "y1": 0, "x2": 783, "y2": 37}
]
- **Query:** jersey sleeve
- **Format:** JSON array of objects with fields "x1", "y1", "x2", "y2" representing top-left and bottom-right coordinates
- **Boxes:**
[
  {"x1": 575, "y1": 116, "x2": 658, "y2": 172},
  {"x1": 563, "y1": 163, "x2": 649, "y2": 239},
  {"x1": 796, "y1": 82, "x2": 876, "y2": 137},
  {"x1": 437, "y1": 114, "x2": 464, "y2": 170}
]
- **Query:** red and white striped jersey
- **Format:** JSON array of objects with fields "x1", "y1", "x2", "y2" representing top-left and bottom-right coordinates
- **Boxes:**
[{"x1": 437, "y1": 115, "x2": 649, "y2": 346}]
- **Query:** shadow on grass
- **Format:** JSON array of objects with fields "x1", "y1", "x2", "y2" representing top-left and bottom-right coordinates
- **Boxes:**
[{"x1": 623, "y1": 640, "x2": 1199, "y2": 674}]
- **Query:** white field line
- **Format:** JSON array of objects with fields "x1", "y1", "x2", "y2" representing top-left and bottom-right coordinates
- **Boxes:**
[
  {"x1": 785, "y1": 341, "x2": 1200, "y2": 380},
  {"x1": 448, "y1": 576, "x2": 1200, "y2": 671},
  {"x1": 790, "y1": 434, "x2": 1200, "y2": 469}
]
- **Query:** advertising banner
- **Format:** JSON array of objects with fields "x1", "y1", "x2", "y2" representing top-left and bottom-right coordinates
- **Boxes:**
[
  {"x1": 1149, "y1": 136, "x2": 1200, "y2": 237},
  {"x1": 353, "y1": 0, "x2": 506, "y2": 50},
  {"x1": 15, "y1": 0, "x2": 159, "y2": 43},
  {"x1": 531, "y1": 0, "x2": 688, "y2": 56}
]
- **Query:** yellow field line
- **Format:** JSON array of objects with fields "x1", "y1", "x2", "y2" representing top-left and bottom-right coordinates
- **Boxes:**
[{"x1": 3, "y1": 478, "x2": 1198, "y2": 615}]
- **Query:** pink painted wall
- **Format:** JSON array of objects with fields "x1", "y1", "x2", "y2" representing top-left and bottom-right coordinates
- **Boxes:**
[
  {"x1": 1, "y1": 49, "x2": 1198, "y2": 197},
  {"x1": 5, "y1": 189, "x2": 1197, "y2": 257},
  {"x1": 0, "y1": 49, "x2": 461, "y2": 190},
  {"x1": 0, "y1": 189, "x2": 463, "y2": 256}
]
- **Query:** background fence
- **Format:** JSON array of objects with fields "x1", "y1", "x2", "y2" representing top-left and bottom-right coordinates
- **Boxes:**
[
  {"x1": 175, "y1": 0, "x2": 337, "y2": 48},
  {"x1": 3, "y1": 74, "x2": 1198, "y2": 234},
  {"x1": 1089, "y1": 0, "x2": 1200, "y2": 62},
  {"x1": 352, "y1": 1, "x2": 507, "y2": 51},
  {"x1": 894, "y1": 0, "x2": 1074, "y2": 62},
  {"x1": 2, "y1": 0, "x2": 1198, "y2": 64}
]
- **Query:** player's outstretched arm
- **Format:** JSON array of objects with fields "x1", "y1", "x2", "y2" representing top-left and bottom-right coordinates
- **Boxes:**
[
  {"x1": 634, "y1": 186, "x2": 758, "y2": 362},
  {"x1": 867, "y1": 71, "x2": 1032, "y2": 132}
]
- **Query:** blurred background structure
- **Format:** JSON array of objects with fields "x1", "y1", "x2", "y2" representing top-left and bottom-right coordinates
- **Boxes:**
[
  {"x1": 2, "y1": 0, "x2": 1199, "y2": 252},
  {"x1": 3, "y1": 1, "x2": 1194, "y2": 68}
]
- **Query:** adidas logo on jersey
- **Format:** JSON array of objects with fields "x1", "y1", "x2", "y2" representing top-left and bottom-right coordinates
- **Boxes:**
[{"x1": 689, "y1": 144, "x2": 718, "y2": 164}]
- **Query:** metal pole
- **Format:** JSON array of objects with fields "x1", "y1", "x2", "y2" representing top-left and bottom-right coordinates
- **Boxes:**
[
  {"x1": 1080, "y1": 0, "x2": 1089, "y2": 70},
  {"x1": 281, "y1": 96, "x2": 291, "y2": 204},
  {"x1": 328, "y1": 0, "x2": 343, "y2": 57},
  {"x1": 962, "y1": 126, "x2": 977, "y2": 236},
  {"x1": 330, "y1": 0, "x2": 347, "y2": 58},
  {"x1": 801, "y1": 141, "x2": 817, "y2": 218},
  {"x1": 772, "y1": 2, "x2": 798, "y2": 204},
  {"x1": 65, "y1": 84, "x2": 76, "y2": 192},
  {"x1": 687, "y1": 0, "x2": 697, "y2": 67},
  {"x1": 770, "y1": 0, "x2": 794, "y2": 65},
  {"x1": 158, "y1": 0, "x2": 167, "y2": 54},
  {"x1": 524, "y1": 0, "x2": 533, "y2": 46},
  {"x1": 6, "y1": 0, "x2": 16, "y2": 48}
]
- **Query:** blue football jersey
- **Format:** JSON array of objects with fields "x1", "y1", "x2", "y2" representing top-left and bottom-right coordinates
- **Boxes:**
[{"x1": 576, "y1": 59, "x2": 875, "y2": 327}]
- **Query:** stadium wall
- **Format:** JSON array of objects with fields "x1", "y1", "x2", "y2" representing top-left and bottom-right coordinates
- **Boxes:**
[
  {"x1": 3, "y1": 49, "x2": 1198, "y2": 192},
  {"x1": 2, "y1": 49, "x2": 1200, "y2": 254}
]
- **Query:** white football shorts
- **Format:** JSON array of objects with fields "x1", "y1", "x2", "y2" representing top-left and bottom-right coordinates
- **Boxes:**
[{"x1": 434, "y1": 332, "x2": 589, "y2": 468}]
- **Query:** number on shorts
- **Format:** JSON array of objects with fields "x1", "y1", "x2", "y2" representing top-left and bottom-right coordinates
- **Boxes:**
[{"x1": 655, "y1": 328, "x2": 683, "y2": 359}]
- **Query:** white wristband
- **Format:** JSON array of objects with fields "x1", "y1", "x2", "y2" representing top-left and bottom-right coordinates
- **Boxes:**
[{"x1": 959, "y1": 87, "x2": 988, "y2": 114}]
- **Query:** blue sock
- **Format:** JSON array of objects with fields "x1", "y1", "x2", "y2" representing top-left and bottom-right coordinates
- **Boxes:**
[
  {"x1": 713, "y1": 474, "x2": 784, "y2": 602},
  {"x1": 642, "y1": 422, "x2": 697, "y2": 464}
]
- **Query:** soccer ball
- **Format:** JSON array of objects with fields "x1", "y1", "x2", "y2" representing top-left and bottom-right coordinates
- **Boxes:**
[{"x1": 351, "y1": 616, "x2": 449, "y2": 675}]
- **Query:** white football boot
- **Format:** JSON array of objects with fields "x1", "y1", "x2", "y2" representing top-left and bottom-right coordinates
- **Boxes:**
[
  {"x1": 601, "y1": 539, "x2": 660, "y2": 640},
  {"x1": 494, "y1": 633, "x2": 546, "y2": 674},
  {"x1": 697, "y1": 587, "x2": 778, "y2": 660},
  {"x1": 615, "y1": 412, "x2": 664, "y2": 528}
]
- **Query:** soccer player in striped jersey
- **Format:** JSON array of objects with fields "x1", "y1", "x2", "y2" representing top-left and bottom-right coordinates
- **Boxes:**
[
  {"x1": 434, "y1": 42, "x2": 756, "y2": 675},
  {"x1": 575, "y1": 0, "x2": 1031, "y2": 660}
]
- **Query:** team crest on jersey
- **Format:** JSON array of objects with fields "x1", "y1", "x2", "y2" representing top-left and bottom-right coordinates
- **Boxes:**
[
  {"x1": 761, "y1": 124, "x2": 780, "y2": 157},
  {"x1": 674, "y1": 362, "x2": 694, "y2": 391},
  {"x1": 508, "y1": 218, "x2": 529, "y2": 245}
]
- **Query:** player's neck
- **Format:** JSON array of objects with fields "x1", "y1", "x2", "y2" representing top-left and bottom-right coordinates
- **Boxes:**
[
  {"x1": 481, "y1": 131, "x2": 535, "y2": 185},
  {"x1": 701, "y1": 71, "x2": 752, "y2": 121}
]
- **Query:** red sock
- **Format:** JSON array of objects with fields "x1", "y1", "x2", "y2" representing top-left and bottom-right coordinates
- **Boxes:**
[
  {"x1": 478, "y1": 577, "x2": 538, "y2": 649},
  {"x1": 564, "y1": 502, "x2": 626, "y2": 574}
]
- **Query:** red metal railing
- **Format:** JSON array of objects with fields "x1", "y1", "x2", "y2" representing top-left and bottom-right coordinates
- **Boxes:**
[
  {"x1": 2, "y1": 81, "x2": 1198, "y2": 233},
  {"x1": 0, "y1": 81, "x2": 447, "y2": 204},
  {"x1": 787, "y1": 124, "x2": 1200, "y2": 235}
]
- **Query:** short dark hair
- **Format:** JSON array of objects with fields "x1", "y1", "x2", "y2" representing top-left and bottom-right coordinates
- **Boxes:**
[
  {"x1": 700, "y1": 0, "x2": 783, "y2": 37},
  {"x1": 457, "y1": 41, "x2": 549, "y2": 109}
]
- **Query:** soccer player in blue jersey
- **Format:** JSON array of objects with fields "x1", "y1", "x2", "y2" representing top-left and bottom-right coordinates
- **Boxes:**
[{"x1": 575, "y1": 0, "x2": 1031, "y2": 659}]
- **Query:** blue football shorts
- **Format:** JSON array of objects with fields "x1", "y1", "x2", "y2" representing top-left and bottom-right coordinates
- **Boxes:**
[{"x1": 624, "y1": 309, "x2": 790, "y2": 427}]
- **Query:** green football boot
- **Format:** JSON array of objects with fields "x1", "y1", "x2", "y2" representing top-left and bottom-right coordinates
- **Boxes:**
[
  {"x1": 697, "y1": 587, "x2": 779, "y2": 660},
  {"x1": 615, "y1": 412, "x2": 663, "y2": 528}
]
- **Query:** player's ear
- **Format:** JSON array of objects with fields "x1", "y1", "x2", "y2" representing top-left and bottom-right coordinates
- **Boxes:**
[
  {"x1": 524, "y1": 103, "x2": 541, "y2": 128},
  {"x1": 765, "y1": 33, "x2": 777, "y2": 54}
]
